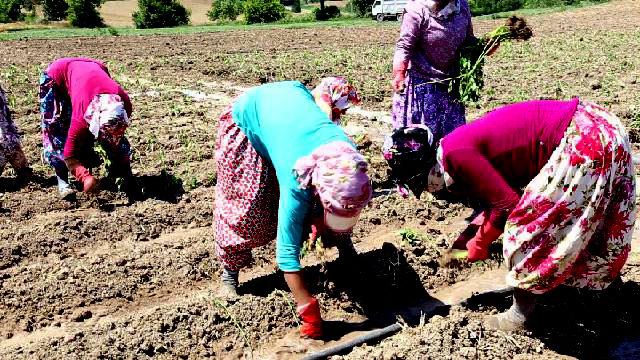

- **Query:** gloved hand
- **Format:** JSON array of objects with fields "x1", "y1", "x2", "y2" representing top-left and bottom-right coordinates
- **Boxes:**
[
  {"x1": 297, "y1": 297, "x2": 322, "y2": 339},
  {"x1": 466, "y1": 220, "x2": 503, "y2": 262},
  {"x1": 69, "y1": 163, "x2": 98, "y2": 193},
  {"x1": 391, "y1": 61, "x2": 408, "y2": 93},
  {"x1": 452, "y1": 210, "x2": 487, "y2": 249}
]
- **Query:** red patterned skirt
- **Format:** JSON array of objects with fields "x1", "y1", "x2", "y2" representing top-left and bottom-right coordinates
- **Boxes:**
[{"x1": 214, "y1": 108, "x2": 279, "y2": 271}]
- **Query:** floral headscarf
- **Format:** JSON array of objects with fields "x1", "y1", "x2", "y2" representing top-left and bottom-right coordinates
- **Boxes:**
[
  {"x1": 84, "y1": 94, "x2": 130, "y2": 146},
  {"x1": 312, "y1": 77, "x2": 361, "y2": 123},
  {"x1": 294, "y1": 141, "x2": 372, "y2": 217},
  {"x1": 382, "y1": 125, "x2": 437, "y2": 198}
]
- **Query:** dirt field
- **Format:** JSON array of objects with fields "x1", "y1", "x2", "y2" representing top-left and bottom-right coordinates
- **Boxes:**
[{"x1": 0, "y1": 0, "x2": 639, "y2": 358}]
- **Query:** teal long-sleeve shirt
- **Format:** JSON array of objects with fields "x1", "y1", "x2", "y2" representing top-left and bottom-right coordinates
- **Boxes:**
[{"x1": 231, "y1": 81, "x2": 353, "y2": 272}]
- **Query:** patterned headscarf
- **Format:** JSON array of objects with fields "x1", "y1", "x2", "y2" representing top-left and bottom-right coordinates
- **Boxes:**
[
  {"x1": 84, "y1": 94, "x2": 130, "y2": 146},
  {"x1": 382, "y1": 125, "x2": 437, "y2": 198},
  {"x1": 312, "y1": 77, "x2": 361, "y2": 123},
  {"x1": 294, "y1": 141, "x2": 372, "y2": 217}
]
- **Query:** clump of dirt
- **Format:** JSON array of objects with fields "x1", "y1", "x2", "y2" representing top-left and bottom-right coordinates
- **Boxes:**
[
  {"x1": 342, "y1": 306, "x2": 546, "y2": 360},
  {"x1": 3, "y1": 291, "x2": 299, "y2": 359}
]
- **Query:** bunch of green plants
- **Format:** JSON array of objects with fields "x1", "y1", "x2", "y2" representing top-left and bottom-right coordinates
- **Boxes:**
[{"x1": 449, "y1": 16, "x2": 533, "y2": 104}]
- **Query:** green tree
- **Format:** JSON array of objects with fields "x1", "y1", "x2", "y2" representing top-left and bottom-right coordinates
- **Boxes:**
[
  {"x1": 243, "y1": 0, "x2": 285, "y2": 24},
  {"x1": 208, "y1": 0, "x2": 241, "y2": 21},
  {"x1": 468, "y1": 0, "x2": 523, "y2": 15},
  {"x1": 0, "y1": 0, "x2": 24, "y2": 23},
  {"x1": 42, "y1": 0, "x2": 68, "y2": 20},
  {"x1": 133, "y1": 0, "x2": 190, "y2": 28},
  {"x1": 67, "y1": 0, "x2": 105, "y2": 28},
  {"x1": 350, "y1": 0, "x2": 372, "y2": 16},
  {"x1": 291, "y1": 0, "x2": 300, "y2": 13}
]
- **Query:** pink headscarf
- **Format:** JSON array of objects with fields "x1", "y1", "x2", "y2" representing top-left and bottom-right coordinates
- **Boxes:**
[
  {"x1": 84, "y1": 94, "x2": 130, "y2": 146},
  {"x1": 312, "y1": 77, "x2": 361, "y2": 123},
  {"x1": 294, "y1": 141, "x2": 372, "y2": 217}
]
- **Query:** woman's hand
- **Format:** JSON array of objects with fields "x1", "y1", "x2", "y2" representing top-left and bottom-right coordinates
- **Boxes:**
[
  {"x1": 297, "y1": 297, "x2": 322, "y2": 339},
  {"x1": 391, "y1": 69, "x2": 407, "y2": 93},
  {"x1": 466, "y1": 218, "x2": 503, "y2": 262},
  {"x1": 391, "y1": 61, "x2": 409, "y2": 93},
  {"x1": 65, "y1": 157, "x2": 98, "y2": 193},
  {"x1": 451, "y1": 211, "x2": 486, "y2": 249},
  {"x1": 486, "y1": 41, "x2": 500, "y2": 56},
  {"x1": 284, "y1": 271, "x2": 322, "y2": 339}
]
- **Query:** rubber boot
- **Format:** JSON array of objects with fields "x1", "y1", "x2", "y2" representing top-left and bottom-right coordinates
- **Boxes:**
[
  {"x1": 217, "y1": 268, "x2": 239, "y2": 301},
  {"x1": 485, "y1": 289, "x2": 537, "y2": 331}
]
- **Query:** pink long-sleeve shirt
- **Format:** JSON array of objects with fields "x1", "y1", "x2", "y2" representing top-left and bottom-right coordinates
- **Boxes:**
[
  {"x1": 46, "y1": 58, "x2": 132, "y2": 159},
  {"x1": 441, "y1": 98, "x2": 580, "y2": 227},
  {"x1": 394, "y1": 0, "x2": 473, "y2": 81}
]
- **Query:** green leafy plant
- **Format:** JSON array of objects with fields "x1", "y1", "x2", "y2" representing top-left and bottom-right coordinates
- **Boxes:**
[
  {"x1": 398, "y1": 228, "x2": 424, "y2": 247},
  {"x1": 449, "y1": 16, "x2": 533, "y2": 104},
  {"x1": 300, "y1": 236, "x2": 324, "y2": 259},
  {"x1": 67, "y1": 0, "x2": 105, "y2": 28},
  {"x1": 133, "y1": 0, "x2": 190, "y2": 29},
  {"x1": 243, "y1": 0, "x2": 285, "y2": 24}
]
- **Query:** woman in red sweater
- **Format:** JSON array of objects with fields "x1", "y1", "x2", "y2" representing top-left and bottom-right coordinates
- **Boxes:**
[
  {"x1": 383, "y1": 99, "x2": 636, "y2": 331},
  {"x1": 39, "y1": 58, "x2": 134, "y2": 199}
]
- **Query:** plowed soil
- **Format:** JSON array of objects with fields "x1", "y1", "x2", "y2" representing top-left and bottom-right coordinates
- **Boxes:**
[{"x1": 0, "y1": 1, "x2": 639, "y2": 359}]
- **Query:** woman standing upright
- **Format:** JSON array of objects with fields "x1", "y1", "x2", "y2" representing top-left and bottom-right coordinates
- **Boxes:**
[
  {"x1": 39, "y1": 58, "x2": 135, "y2": 199},
  {"x1": 392, "y1": 0, "x2": 474, "y2": 140}
]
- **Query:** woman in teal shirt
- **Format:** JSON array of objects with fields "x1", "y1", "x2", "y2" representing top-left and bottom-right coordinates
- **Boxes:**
[{"x1": 214, "y1": 78, "x2": 370, "y2": 339}]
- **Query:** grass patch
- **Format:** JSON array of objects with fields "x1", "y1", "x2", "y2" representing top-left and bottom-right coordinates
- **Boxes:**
[
  {"x1": 476, "y1": 0, "x2": 610, "y2": 19},
  {"x1": 0, "y1": 17, "x2": 381, "y2": 41}
]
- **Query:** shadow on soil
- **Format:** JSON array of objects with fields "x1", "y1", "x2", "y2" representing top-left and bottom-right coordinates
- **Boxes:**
[
  {"x1": 465, "y1": 279, "x2": 640, "y2": 360},
  {"x1": 98, "y1": 170, "x2": 185, "y2": 205},
  {"x1": 242, "y1": 242, "x2": 443, "y2": 331},
  {"x1": 0, "y1": 174, "x2": 56, "y2": 193},
  {"x1": 134, "y1": 170, "x2": 185, "y2": 203}
]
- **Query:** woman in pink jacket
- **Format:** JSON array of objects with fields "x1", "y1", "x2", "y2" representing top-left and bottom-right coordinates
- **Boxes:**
[
  {"x1": 39, "y1": 58, "x2": 135, "y2": 200},
  {"x1": 384, "y1": 99, "x2": 636, "y2": 331}
]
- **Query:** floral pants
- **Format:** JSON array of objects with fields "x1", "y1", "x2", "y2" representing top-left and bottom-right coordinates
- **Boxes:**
[
  {"x1": 214, "y1": 107, "x2": 279, "y2": 271},
  {"x1": 504, "y1": 102, "x2": 636, "y2": 294},
  {"x1": 391, "y1": 70, "x2": 466, "y2": 141}
]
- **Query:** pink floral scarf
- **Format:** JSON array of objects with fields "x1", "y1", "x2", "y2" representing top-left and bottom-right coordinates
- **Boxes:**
[{"x1": 294, "y1": 141, "x2": 372, "y2": 217}]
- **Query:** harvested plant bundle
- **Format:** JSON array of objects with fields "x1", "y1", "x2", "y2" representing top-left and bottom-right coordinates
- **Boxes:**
[{"x1": 451, "y1": 16, "x2": 533, "y2": 104}]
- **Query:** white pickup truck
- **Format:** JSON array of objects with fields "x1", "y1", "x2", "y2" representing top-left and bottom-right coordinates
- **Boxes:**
[{"x1": 371, "y1": 0, "x2": 408, "y2": 21}]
